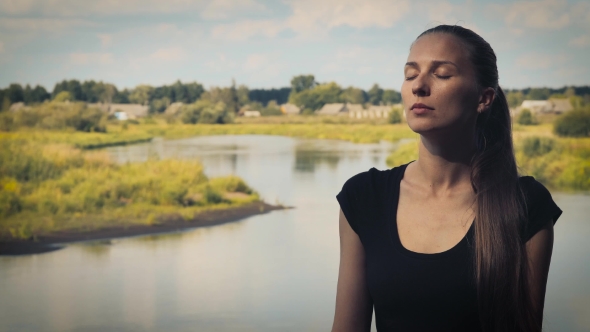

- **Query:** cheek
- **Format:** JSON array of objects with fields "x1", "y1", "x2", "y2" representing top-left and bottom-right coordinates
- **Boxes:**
[{"x1": 401, "y1": 81, "x2": 413, "y2": 108}]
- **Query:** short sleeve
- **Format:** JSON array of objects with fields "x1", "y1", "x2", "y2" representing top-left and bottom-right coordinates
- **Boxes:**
[
  {"x1": 336, "y1": 171, "x2": 372, "y2": 236},
  {"x1": 519, "y1": 176, "x2": 562, "y2": 242}
]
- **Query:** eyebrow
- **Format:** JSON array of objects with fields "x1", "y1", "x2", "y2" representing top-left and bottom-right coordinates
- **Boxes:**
[{"x1": 405, "y1": 60, "x2": 459, "y2": 69}]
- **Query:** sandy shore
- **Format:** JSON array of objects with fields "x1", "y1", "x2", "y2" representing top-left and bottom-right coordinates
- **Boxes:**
[{"x1": 0, "y1": 202, "x2": 288, "y2": 256}]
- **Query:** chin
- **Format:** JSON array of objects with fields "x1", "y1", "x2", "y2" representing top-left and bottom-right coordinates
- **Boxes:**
[{"x1": 406, "y1": 117, "x2": 441, "y2": 134}]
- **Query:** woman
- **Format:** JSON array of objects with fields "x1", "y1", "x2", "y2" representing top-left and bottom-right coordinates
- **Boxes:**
[{"x1": 332, "y1": 25, "x2": 562, "y2": 332}]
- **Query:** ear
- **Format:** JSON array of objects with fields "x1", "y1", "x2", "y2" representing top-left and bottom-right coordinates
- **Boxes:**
[{"x1": 477, "y1": 87, "x2": 495, "y2": 113}]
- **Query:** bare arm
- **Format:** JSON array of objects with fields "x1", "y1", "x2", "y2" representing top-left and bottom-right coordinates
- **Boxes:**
[
  {"x1": 526, "y1": 218, "x2": 554, "y2": 328},
  {"x1": 331, "y1": 209, "x2": 373, "y2": 332}
]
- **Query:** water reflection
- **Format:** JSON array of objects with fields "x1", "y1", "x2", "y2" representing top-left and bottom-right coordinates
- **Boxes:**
[{"x1": 0, "y1": 135, "x2": 588, "y2": 332}]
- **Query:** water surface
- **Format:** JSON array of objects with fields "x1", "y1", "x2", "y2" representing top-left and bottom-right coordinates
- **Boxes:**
[{"x1": 0, "y1": 135, "x2": 588, "y2": 332}]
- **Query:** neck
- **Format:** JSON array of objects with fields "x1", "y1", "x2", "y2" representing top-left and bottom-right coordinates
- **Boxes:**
[{"x1": 414, "y1": 129, "x2": 477, "y2": 192}]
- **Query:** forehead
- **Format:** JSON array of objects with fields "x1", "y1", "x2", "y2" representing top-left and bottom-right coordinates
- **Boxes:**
[{"x1": 407, "y1": 33, "x2": 471, "y2": 65}]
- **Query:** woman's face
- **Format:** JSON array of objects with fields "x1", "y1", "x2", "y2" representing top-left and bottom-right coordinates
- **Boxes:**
[{"x1": 401, "y1": 33, "x2": 481, "y2": 135}]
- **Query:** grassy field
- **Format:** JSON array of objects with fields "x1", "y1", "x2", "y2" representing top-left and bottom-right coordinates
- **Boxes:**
[
  {"x1": 386, "y1": 124, "x2": 590, "y2": 191},
  {"x1": 1, "y1": 110, "x2": 587, "y2": 240},
  {"x1": 0, "y1": 137, "x2": 260, "y2": 239}
]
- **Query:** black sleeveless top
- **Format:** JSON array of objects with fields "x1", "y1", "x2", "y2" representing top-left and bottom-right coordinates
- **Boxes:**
[{"x1": 336, "y1": 163, "x2": 562, "y2": 331}]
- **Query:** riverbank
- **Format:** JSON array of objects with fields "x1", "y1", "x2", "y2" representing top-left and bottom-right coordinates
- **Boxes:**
[
  {"x1": 385, "y1": 124, "x2": 590, "y2": 191},
  {"x1": 0, "y1": 201, "x2": 287, "y2": 255}
]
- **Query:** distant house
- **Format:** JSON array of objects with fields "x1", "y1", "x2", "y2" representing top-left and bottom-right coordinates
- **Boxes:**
[
  {"x1": 317, "y1": 103, "x2": 347, "y2": 115},
  {"x1": 280, "y1": 103, "x2": 301, "y2": 115},
  {"x1": 88, "y1": 103, "x2": 149, "y2": 119},
  {"x1": 8, "y1": 102, "x2": 26, "y2": 112},
  {"x1": 348, "y1": 104, "x2": 397, "y2": 119},
  {"x1": 518, "y1": 100, "x2": 553, "y2": 114},
  {"x1": 165, "y1": 102, "x2": 184, "y2": 115},
  {"x1": 110, "y1": 104, "x2": 149, "y2": 119},
  {"x1": 347, "y1": 104, "x2": 364, "y2": 119},
  {"x1": 518, "y1": 99, "x2": 573, "y2": 114},
  {"x1": 550, "y1": 99, "x2": 573, "y2": 114},
  {"x1": 243, "y1": 110, "x2": 261, "y2": 117},
  {"x1": 114, "y1": 111, "x2": 128, "y2": 121},
  {"x1": 368, "y1": 105, "x2": 394, "y2": 118}
]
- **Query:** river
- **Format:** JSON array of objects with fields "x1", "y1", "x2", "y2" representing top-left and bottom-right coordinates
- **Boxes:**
[{"x1": 0, "y1": 135, "x2": 588, "y2": 332}]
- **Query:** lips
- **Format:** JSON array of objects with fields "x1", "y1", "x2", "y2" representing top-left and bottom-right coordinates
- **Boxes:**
[{"x1": 410, "y1": 103, "x2": 434, "y2": 115}]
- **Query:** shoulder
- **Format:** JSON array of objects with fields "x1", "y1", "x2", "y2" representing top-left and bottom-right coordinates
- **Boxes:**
[
  {"x1": 340, "y1": 164, "x2": 406, "y2": 196},
  {"x1": 518, "y1": 176, "x2": 562, "y2": 241},
  {"x1": 336, "y1": 164, "x2": 408, "y2": 236}
]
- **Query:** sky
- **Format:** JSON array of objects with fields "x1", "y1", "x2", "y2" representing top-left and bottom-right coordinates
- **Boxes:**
[{"x1": 0, "y1": 0, "x2": 589, "y2": 91}]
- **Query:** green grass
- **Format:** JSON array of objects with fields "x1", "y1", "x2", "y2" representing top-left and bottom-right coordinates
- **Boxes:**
[
  {"x1": 0, "y1": 138, "x2": 259, "y2": 239},
  {"x1": 385, "y1": 132, "x2": 590, "y2": 191}
]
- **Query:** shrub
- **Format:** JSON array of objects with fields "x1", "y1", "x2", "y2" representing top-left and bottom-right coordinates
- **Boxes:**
[
  {"x1": 517, "y1": 109, "x2": 536, "y2": 125},
  {"x1": 554, "y1": 109, "x2": 590, "y2": 137},
  {"x1": 386, "y1": 140, "x2": 419, "y2": 167},
  {"x1": 389, "y1": 108, "x2": 402, "y2": 124},
  {"x1": 260, "y1": 100, "x2": 283, "y2": 116},
  {"x1": 180, "y1": 100, "x2": 233, "y2": 124},
  {"x1": 521, "y1": 137, "x2": 556, "y2": 157},
  {"x1": 0, "y1": 102, "x2": 107, "y2": 132},
  {"x1": 53, "y1": 91, "x2": 72, "y2": 102}
]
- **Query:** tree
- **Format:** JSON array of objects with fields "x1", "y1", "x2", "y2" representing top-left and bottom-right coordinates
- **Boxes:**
[
  {"x1": 129, "y1": 85, "x2": 154, "y2": 105},
  {"x1": 150, "y1": 97, "x2": 171, "y2": 114},
  {"x1": 7, "y1": 84, "x2": 24, "y2": 104},
  {"x1": 237, "y1": 85, "x2": 249, "y2": 107},
  {"x1": 201, "y1": 86, "x2": 239, "y2": 113},
  {"x1": 289, "y1": 82, "x2": 342, "y2": 111},
  {"x1": 54, "y1": 91, "x2": 73, "y2": 102},
  {"x1": 382, "y1": 89, "x2": 401, "y2": 104},
  {"x1": 290, "y1": 75, "x2": 316, "y2": 93},
  {"x1": 31, "y1": 85, "x2": 50, "y2": 103},
  {"x1": 339, "y1": 87, "x2": 366, "y2": 104},
  {"x1": 368, "y1": 84, "x2": 384, "y2": 105},
  {"x1": 506, "y1": 90, "x2": 524, "y2": 108},
  {"x1": 517, "y1": 109, "x2": 535, "y2": 125},
  {"x1": 525, "y1": 88, "x2": 550, "y2": 100}
]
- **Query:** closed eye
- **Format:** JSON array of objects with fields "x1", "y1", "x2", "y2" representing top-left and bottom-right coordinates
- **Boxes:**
[
  {"x1": 435, "y1": 74, "x2": 451, "y2": 79},
  {"x1": 405, "y1": 75, "x2": 418, "y2": 81}
]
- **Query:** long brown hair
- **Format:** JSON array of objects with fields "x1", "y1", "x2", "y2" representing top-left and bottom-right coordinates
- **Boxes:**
[{"x1": 416, "y1": 25, "x2": 538, "y2": 331}]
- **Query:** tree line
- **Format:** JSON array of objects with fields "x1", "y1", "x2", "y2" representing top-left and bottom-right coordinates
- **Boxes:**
[{"x1": 2, "y1": 77, "x2": 589, "y2": 113}]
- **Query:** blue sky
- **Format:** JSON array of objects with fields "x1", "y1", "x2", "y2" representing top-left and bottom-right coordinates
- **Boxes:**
[{"x1": 0, "y1": 0, "x2": 588, "y2": 91}]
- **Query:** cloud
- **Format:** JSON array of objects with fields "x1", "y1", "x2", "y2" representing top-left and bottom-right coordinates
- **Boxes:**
[
  {"x1": 149, "y1": 47, "x2": 187, "y2": 61},
  {"x1": 515, "y1": 52, "x2": 567, "y2": 70},
  {"x1": 200, "y1": 0, "x2": 266, "y2": 20},
  {"x1": 211, "y1": 19, "x2": 284, "y2": 40},
  {"x1": 211, "y1": 0, "x2": 411, "y2": 41},
  {"x1": 286, "y1": 0, "x2": 410, "y2": 32},
  {"x1": 0, "y1": 17, "x2": 94, "y2": 32},
  {"x1": 492, "y1": 0, "x2": 571, "y2": 30},
  {"x1": 568, "y1": 35, "x2": 590, "y2": 48},
  {"x1": 70, "y1": 52, "x2": 114, "y2": 65},
  {"x1": 97, "y1": 34, "x2": 112, "y2": 47},
  {"x1": 0, "y1": 0, "x2": 206, "y2": 16}
]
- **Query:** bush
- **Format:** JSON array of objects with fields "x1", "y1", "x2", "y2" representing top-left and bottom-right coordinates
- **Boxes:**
[
  {"x1": 53, "y1": 91, "x2": 72, "y2": 102},
  {"x1": 180, "y1": 100, "x2": 234, "y2": 124},
  {"x1": 554, "y1": 109, "x2": 590, "y2": 137},
  {"x1": 521, "y1": 137, "x2": 556, "y2": 157},
  {"x1": 260, "y1": 100, "x2": 282, "y2": 116},
  {"x1": 0, "y1": 102, "x2": 107, "y2": 132},
  {"x1": 389, "y1": 108, "x2": 402, "y2": 124},
  {"x1": 517, "y1": 109, "x2": 536, "y2": 125}
]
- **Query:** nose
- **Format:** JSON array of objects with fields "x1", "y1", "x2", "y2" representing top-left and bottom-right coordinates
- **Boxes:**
[{"x1": 411, "y1": 74, "x2": 430, "y2": 97}]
